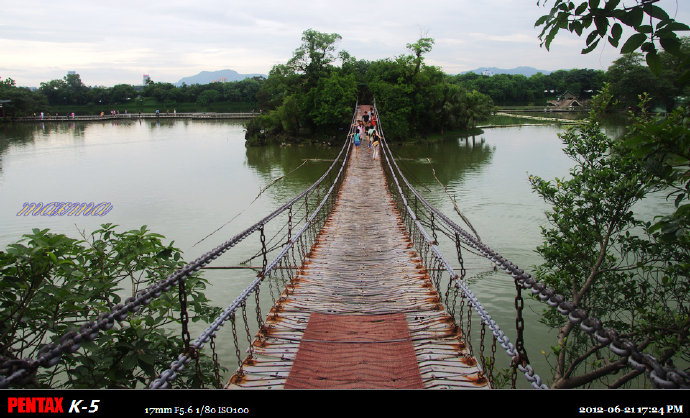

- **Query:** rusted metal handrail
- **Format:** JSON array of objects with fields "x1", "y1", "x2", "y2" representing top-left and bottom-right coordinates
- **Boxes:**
[
  {"x1": 149, "y1": 103, "x2": 357, "y2": 389},
  {"x1": 372, "y1": 99, "x2": 689, "y2": 389},
  {"x1": 0, "y1": 106, "x2": 353, "y2": 389},
  {"x1": 373, "y1": 101, "x2": 546, "y2": 389}
]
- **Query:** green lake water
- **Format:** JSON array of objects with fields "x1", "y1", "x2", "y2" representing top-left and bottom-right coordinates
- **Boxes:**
[{"x1": 0, "y1": 118, "x2": 672, "y2": 388}]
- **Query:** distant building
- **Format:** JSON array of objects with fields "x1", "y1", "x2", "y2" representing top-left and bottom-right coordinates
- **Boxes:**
[{"x1": 547, "y1": 91, "x2": 589, "y2": 110}]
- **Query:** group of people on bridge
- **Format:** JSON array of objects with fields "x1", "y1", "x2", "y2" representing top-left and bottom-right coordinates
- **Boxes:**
[{"x1": 350, "y1": 108, "x2": 381, "y2": 160}]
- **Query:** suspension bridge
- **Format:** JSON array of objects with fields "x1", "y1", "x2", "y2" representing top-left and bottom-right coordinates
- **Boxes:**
[{"x1": 1, "y1": 104, "x2": 687, "y2": 390}]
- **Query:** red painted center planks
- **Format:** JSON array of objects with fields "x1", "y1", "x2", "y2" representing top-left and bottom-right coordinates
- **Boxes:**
[{"x1": 284, "y1": 312, "x2": 424, "y2": 389}]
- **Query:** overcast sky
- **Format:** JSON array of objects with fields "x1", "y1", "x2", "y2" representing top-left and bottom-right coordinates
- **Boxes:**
[{"x1": 1, "y1": 0, "x2": 688, "y2": 87}]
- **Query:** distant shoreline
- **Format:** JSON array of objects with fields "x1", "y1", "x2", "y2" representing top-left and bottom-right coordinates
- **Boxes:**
[{"x1": 10, "y1": 112, "x2": 259, "y2": 122}]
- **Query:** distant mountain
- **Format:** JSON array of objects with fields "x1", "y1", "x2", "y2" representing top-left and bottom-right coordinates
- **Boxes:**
[
  {"x1": 176, "y1": 69, "x2": 265, "y2": 86},
  {"x1": 462, "y1": 66, "x2": 552, "y2": 77}
]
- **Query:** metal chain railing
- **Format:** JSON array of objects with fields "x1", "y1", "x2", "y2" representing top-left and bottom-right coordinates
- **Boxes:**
[
  {"x1": 0, "y1": 107, "x2": 354, "y2": 389},
  {"x1": 7, "y1": 101, "x2": 684, "y2": 390},
  {"x1": 373, "y1": 100, "x2": 689, "y2": 389},
  {"x1": 375, "y1": 114, "x2": 546, "y2": 389},
  {"x1": 149, "y1": 105, "x2": 357, "y2": 389}
]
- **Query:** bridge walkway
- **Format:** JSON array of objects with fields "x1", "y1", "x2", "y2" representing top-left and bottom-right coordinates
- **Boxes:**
[{"x1": 227, "y1": 105, "x2": 488, "y2": 389}]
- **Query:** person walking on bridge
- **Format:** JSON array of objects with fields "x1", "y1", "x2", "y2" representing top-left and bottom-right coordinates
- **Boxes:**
[
  {"x1": 357, "y1": 119, "x2": 366, "y2": 142},
  {"x1": 367, "y1": 123, "x2": 376, "y2": 152},
  {"x1": 371, "y1": 130, "x2": 381, "y2": 160},
  {"x1": 350, "y1": 131, "x2": 361, "y2": 159}
]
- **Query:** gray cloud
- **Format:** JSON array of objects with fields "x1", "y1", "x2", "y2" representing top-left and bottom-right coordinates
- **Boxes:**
[{"x1": 1, "y1": 0, "x2": 687, "y2": 87}]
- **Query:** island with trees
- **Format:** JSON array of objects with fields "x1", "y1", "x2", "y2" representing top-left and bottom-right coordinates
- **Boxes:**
[
  {"x1": 0, "y1": 0, "x2": 688, "y2": 390},
  {"x1": 2, "y1": 24, "x2": 686, "y2": 146}
]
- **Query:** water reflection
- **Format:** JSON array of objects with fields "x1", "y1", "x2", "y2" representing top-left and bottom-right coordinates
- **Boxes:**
[
  {"x1": 0, "y1": 120, "x2": 618, "y2": 388},
  {"x1": 244, "y1": 142, "x2": 342, "y2": 204},
  {"x1": 388, "y1": 135, "x2": 495, "y2": 187}
]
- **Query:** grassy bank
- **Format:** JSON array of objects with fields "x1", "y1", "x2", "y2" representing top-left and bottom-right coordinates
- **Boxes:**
[{"x1": 483, "y1": 112, "x2": 585, "y2": 126}]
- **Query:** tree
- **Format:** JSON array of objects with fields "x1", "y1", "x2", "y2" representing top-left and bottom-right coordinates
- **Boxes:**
[
  {"x1": 529, "y1": 86, "x2": 689, "y2": 388},
  {"x1": 63, "y1": 73, "x2": 88, "y2": 105},
  {"x1": 109, "y1": 84, "x2": 138, "y2": 105},
  {"x1": 0, "y1": 78, "x2": 47, "y2": 117},
  {"x1": 143, "y1": 82, "x2": 178, "y2": 110},
  {"x1": 37, "y1": 73, "x2": 89, "y2": 106},
  {"x1": 248, "y1": 31, "x2": 490, "y2": 143},
  {"x1": 87, "y1": 86, "x2": 110, "y2": 106},
  {"x1": 196, "y1": 89, "x2": 221, "y2": 106},
  {"x1": 39, "y1": 78, "x2": 69, "y2": 106},
  {"x1": 402, "y1": 36, "x2": 436, "y2": 133},
  {"x1": 287, "y1": 29, "x2": 342, "y2": 86},
  {"x1": 536, "y1": 0, "x2": 690, "y2": 78},
  {"x1": 462, "y1": 89, "x2": 494, "y2": 129},
  {"x1": 606, "y1": 53, "x2": 659, "y2": 108},
  {"x1": 534, "y1": 1, "x2": 690, "y2": 388},
  {"x1": 624, "y1": 96, "x2": 690, "y2": 242},
  {"x1": 0, "y1": 225, "x2": 221, "y2": 388},
  {"x1": 256, "y1": 64, "x2": 302, "y2": 111},
  {"x1": 308, "y1": 72, "x2": 358, "y2": 130},
  {"x1": 406, "y1": 37, "x2": 435, "y2": 78},
  {"x1": 248, "y1": 29, "x2": 355, "y2": 140},
  {"x1": 537, "y1": 1, "x2": 690, "y2": 244},
  {"x1": 450, "y1": 69, "x2": 605, "y2": 106}
]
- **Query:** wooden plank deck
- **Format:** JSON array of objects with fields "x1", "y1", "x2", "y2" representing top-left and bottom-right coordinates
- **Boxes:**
[{"x1": 227, "y1": 105, "x2": 488, "y2": 389}]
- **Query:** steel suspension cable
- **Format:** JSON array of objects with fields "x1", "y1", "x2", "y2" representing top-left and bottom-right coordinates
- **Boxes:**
[
  {"x1": 375, "y1": 107, "x2": 547, "y2": 389},
  {"x1": 373, "y1": 101, "x2": 689, "y2": 389},
  {"x1": 150, "y1": 104, "x2": 357, "y2": 389},
  {"x1": 0, "y1": 116, "x2": 353, "y2": 389}
]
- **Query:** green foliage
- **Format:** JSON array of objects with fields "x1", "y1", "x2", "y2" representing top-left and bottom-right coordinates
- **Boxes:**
[
  {"x1": 406, "y1": 37, "x2": 435, "y2": 78},
  {"x1": 536, "y1": 0, "x2": 690, "y2": 81},
  {"x1": 248, "y1": 30, "x2": 360, "y2": 139},
  {"x1": 250, "y1": 30, "x2": 495, "y2": 143},
  {"x1": 606, "y1": 43, "x2": 690, "y2": 111},
  {"x1": 0, "y1": 77, "x2": 48, "y2": 117},
  {"x1": 308, "y1": 72, "x2": 358, "y2": 129},
  {"x1": 196, "y1": 89, "x2": 221, "y2": 106},
  {"x1": 451, "y1": 69, "x2": 606, "y2": 106},
  {"x1": 623, "y1": 97, "x2": 690, "y2": 243},
  {"x1": 38, "y1": 73, "x2": 89, "y2": 106},
  {"x1": 533, "y1": 1, "x2": 690, "y2": 388},
  {"x1": 23, "y1": 72, "x2": 264, "y2": 115},
  {"x1": 529, "y1": 85, "x2": 689, "y2": 388},
  {"x1": 277, "y1": 94, "x2": 301, "y2": 135},
  {"x1": 0, "y1": 224, "x2": 221, "y2": 388},
  {"x1": 606, "y1": 53, "x2": 661, "y2": 109},
  {"x1": 287, "y1": 29, "x2": 342, "y2": 84}
]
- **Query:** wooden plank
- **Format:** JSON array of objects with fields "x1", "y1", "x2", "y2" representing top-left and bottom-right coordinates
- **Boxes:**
[{"x1": 226, "y1": 105, "x2": 489, "y2": 390}]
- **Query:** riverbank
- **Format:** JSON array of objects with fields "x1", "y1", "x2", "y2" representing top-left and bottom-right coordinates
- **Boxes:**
[
  {"x1": 392, "y1": 111, "x2": 582, "y2": 144},
  {"x1": 8, "y1": 112, "x2": 258, "y2": 122}
]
